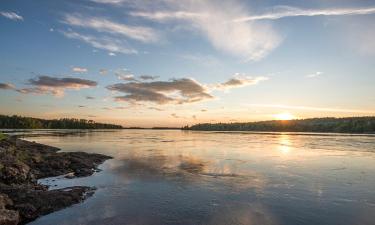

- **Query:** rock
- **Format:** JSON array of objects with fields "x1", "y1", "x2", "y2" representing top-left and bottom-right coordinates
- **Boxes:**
[
  {"x1": 0, "y1": 209, "x2": 19, "y2": 225},
  {"x1": 0, "y1": 194, "x2": 20, "y2": 225},
  {"x1": 0, "y1": 136, "x2": 112, "y2": 224},
  {"x1": 0, "y1": 161, "x2": 32, "y2": 185}
]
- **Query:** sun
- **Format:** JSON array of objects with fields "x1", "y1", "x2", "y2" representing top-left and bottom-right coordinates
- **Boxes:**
[{"x1": 274, "y1": 112, "x2": 295, "y2": 121}]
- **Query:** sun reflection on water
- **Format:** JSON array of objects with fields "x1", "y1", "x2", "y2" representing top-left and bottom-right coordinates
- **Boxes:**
[{"x1": 278, "y1": 134, "x2": 292, "y2": 154}]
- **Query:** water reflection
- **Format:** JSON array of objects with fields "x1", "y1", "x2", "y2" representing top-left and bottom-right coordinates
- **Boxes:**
[
  {"x1": 277, "y1": 134, "x2": 292, "y2": 154},
  {"x1": 21, "y1": 130, "x2": 375, "y2": 225}
]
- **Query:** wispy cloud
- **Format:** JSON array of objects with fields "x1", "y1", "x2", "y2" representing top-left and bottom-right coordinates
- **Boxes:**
[
  {"x1": 72, "y1": 66, "x2": 88, "y2": 73},
  {"x1": 216, "y1": 75, "x2": 269, "y2": 90},
  {"x1": 130, "y1": 1, "x2": 281, "y2": 61},
  {"x1": 148, "y1": 106, "x2": 164, "y2": 111},
  {"x1": 17, "y1": 76, "x2": 97, "y2": 97},
  {"x1": 61, "y1": 30, "x2": 137, "y2": 54},
  {"x1": 233, "y1": 6, "x2": 375, "y2": 22},
  {"x1": 0, "y1": 11, "x2": 23, "y2": 21},
  {"x1": 63, "y1": 14, "x2": 159, "y2": 43},
  {"x1": 247, "y1": 104, "x2": 375, "y2": 114},
  {"x1": 0, "y1": 83, "x2": 16, "y2": 90},
  {"x1": 306, "y1": 71, "x2": 323, "y2": 78}
]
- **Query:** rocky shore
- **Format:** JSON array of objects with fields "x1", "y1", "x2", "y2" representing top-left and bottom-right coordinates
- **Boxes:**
[{"x1": 0, "y1": 135, "x2": 112, "y2": 225}]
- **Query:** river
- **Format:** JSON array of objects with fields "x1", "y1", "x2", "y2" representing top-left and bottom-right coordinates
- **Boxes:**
[{"x1": 20, "y1": 129, "x2": 375, "y2": 225}]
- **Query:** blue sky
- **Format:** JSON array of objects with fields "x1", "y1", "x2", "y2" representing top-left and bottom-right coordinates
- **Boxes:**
[{"x1": 1, "y1": 0, "x2": 375, "y2": 127}]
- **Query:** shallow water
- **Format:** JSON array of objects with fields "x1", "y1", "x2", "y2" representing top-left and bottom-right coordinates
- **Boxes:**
[{"x1": 19, "y1": 130, "x2": 375, "y2": 225}]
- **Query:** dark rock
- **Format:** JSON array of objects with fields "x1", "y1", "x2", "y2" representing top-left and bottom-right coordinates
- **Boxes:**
[
  {"x1": 0, "y1": 136, "x2": 112, "y2": 224},
  {"x1": 0, "y1": 193, "x2": 20, "y2": 225}
]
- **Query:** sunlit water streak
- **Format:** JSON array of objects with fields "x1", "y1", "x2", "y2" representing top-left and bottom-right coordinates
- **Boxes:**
[{"x1": 13, "y1": 129, "x2": 375, "y2": 225}]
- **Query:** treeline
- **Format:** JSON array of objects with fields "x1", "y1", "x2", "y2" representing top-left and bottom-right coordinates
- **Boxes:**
[
  {"x1": 0, "y1": 115, "x2": 123, "y2": 129},
  {"x1": 183, "y1": 117, "x2": 375, "y2": 133}
]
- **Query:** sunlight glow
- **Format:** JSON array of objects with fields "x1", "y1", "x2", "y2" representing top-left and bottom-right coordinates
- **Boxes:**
[{"x1": 274, "y1": 112, "x2": 295, "y2": 120}]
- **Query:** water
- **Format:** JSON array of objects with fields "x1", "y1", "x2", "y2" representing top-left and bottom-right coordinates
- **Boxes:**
[{"x1": 18, "y1": 130, "x2": 375, "y2": 225}]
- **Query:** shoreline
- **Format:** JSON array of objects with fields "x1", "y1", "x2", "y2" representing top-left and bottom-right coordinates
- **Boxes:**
[{"x1": 0, "y1": 135, "x2": 112, "y2": 225}]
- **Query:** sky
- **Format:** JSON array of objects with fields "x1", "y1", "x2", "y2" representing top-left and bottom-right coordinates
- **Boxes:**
[{"x1": 0, "y1": 0, "x2": 375, "y2": 127}]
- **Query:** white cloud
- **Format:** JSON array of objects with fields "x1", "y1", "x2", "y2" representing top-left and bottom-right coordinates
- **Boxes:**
[
  {"x1": 63, "y1": 14, "x2": 159, "y2": 43},
  {"x1": 306, "y1": 71, "x2": 323, "y2": 78},
  {"x1": 233, "y1": 6, "x2": 375, "y2": 22},
  {"x1": 130, "y1": 0, "x2": 282, "y2": 61},
  {"x1": 0, "y1": 11, "x2": 23, "y2": 21},
  {"x1": 72, "y1": 67, "x2": 88, "y2": 73},
  {"x1": 115, "y1": 69, "x2": 136, "y2": 81},
  {"x1": 61, "y1": 30, "x2": 137, "y2": 54}
]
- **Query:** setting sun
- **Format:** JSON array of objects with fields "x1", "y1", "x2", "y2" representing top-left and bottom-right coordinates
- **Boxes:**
[{"x1": 274, "y1": 112, "x2": 295, "y2": 120}]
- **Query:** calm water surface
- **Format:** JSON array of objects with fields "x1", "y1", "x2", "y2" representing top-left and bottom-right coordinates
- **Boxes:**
[{"x1": 20, "y1": 130, "x2": 375, "y2": 225}]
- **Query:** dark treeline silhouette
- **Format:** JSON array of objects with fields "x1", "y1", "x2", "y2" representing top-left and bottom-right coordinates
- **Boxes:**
[
  {"x1": 183, "y1": 117, "x2": 375, "y2": 133},
  {"x1": 0, "y1": 115, "x2": 123, "y2": 129}
]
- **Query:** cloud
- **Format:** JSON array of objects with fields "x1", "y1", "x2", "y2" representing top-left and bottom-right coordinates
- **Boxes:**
[
  {"x1": 139, "y1": 75, "x2": 159, "y2": 80},
  {"x1": 72, "y1": 67, "x2": 88, "y2": 73},
  {"x1": 148, "y1": 106, "x2": 163, "y2": 111},
  {"x1": 107, "y1": 78, "x2": 213, "y2": 104},
  {"x1": 106, "y1": 73, "x2": 269, "y2": 105},
  {"x1": 63, "y1": 14, "x2": 159, "y2": 43},
  {"x1": 216, "y1": 75, "x2": 269, "y2": 89},
  {"x1": 233, "y1": 6, "x2": 375, "y2": 22},
  {"x1": 130, "y1": 0, "x2": 282, "y2": 61},
  {"x1": 28, "y1": 76, "x2": 97, "y2": 88},
  {"x1": 99, "y1": 69, "x2": 109, "y2": 75},
  {"x1": 17, "y1": 87, "x2": 65, "y2": 97},
  {"x1": 306, "y1": 71, "x2": 323, "y2": 78},
  {"x1": 171, "y1": 113, "x2": 180, "y2": 118},
  {"x1": 18, "y1": 76, "x2": 97, "y2": 97},
  {"x1": 61, "y1": 30, "x2": 138, "y2": 54},
  {"x1": 115, "y1": 69, "x2": 137, "y2": 81},
  {"x1": 0, "y1": 83, "x2": 15, "y2": 90},
  {"x1": 0, "y1": 11, "x2": 23, "y2": 21}
]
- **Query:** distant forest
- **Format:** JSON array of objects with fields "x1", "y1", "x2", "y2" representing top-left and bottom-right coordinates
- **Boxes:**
[
  {"x1": 0, "y1": 115, "x2": 123, "y2": 129},
  {"x1": 183, "y1": 117, "x2": 375, "y2": 133}
]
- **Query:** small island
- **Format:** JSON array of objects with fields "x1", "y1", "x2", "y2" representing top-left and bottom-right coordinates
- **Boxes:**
[{"x1": 0, "y1": 133, "x2": 112, "y2": 225}]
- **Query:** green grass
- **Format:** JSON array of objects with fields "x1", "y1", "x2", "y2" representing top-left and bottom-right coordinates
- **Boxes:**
[{"x1": 0, "y1": 133, "x2": 7, "y2": 140}]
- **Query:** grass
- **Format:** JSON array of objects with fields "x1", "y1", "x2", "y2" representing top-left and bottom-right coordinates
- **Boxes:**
[{"x1": 0, "y1": 133, "x2": 7, "y2": 140}]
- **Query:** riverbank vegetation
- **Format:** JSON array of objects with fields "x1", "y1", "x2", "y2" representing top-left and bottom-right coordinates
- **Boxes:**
[
  {"x1": 183, "y1": 117, "x2": 375, "y2": 133},
  {"x1": 0, "y1": 115, "x2": 123, "y2": 129}
]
